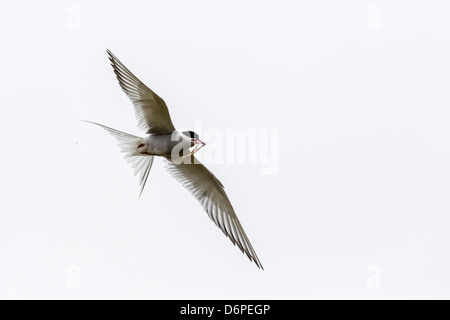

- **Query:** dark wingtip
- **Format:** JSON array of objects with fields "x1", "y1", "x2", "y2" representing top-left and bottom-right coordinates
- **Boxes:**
[
  {"x1": 106, "y1": 49, "x2": 116, "y2": 61},
  {"x1": 258, "y1": 262, "x2": 264, "y2": 270}
]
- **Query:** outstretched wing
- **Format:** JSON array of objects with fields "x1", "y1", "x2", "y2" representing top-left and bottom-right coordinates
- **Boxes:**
[
  {"x1": 164, "y1": 156, "x2": 263, "y2": 269},
  {"x1": 107, "y1": 49, "x2": 176, "y2": 134}
]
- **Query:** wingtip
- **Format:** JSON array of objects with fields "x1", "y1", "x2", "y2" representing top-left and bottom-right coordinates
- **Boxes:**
[
  {"x1": 106, "y1": 48, "x2": 115, "y2": 60},
  {"x1": 81, "y1": 120, "x2": 99, "y2": 126},
  {"x1": 252, "y1": 257, "x2": 264, "y2": 270}
]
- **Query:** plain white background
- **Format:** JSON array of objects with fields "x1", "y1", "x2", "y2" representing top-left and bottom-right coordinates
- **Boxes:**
[{"x1": 1, "y1": 0, "x2": 450, "y2": 299}]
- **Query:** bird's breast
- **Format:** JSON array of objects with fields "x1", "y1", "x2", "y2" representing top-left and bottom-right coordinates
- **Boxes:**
[{"x1": 145, "y1": 133, "x2": 184, "y2": 156}]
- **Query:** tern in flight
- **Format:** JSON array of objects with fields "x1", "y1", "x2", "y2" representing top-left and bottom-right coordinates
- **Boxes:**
[{"x1": 85, "y1": 49, "x2": 263, "y2": 269}]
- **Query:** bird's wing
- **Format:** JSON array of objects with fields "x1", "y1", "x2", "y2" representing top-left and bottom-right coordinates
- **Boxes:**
[
  {"x1": 107, "y1": 49, "x2": 176, "y2": 134},
  {"x1": 164, "y1": 156, "x2": 263, "y2": 269}
]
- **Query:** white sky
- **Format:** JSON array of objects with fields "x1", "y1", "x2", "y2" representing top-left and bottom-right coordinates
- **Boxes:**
[{"x1": 1, "y1": 0, "x2": 450, "y2": 299}]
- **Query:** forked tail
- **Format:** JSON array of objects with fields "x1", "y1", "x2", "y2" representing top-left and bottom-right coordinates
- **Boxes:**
[{"x1": 83, "y1": 121, "x2": 154, "y2": 197}]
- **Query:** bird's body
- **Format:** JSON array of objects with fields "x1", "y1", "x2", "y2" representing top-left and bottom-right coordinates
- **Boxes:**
[
  {"x1": 86, "y1": 49, "x2": 263, "y2": 269},
  {"x1": 139, "y1": 132, "x2": 188, "y2": 156}
]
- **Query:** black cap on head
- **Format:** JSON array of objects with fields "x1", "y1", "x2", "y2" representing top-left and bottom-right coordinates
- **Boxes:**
[{"x1": 182, "y1": 131, "x2": 199, "y2": 140}]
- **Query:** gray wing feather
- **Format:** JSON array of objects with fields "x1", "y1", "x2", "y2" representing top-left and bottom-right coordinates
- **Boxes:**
[
  {"x1": 164, "y1": 156, "x2": 263, "y2": 269},
  {"x1": 107, "y1": 49, "x2": 176, "y2": 134}
]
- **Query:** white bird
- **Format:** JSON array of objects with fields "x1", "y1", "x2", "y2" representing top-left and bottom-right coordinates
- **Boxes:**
[{"x1": 86, "y1": 49, "x2": 263, "y2": 269}]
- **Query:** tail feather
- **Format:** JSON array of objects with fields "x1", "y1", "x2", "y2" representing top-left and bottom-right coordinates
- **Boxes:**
[
  {"x1": 84, "y1": 121, "x2": 154, "y2": 197},
  {"x1": 83, "y1": 121, "x2": 142, "y2": 157}
]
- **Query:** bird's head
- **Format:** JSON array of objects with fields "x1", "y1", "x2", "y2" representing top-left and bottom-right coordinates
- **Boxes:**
[{"x1": 182, "y1": 131, "x2": 206, "y2": 156}]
